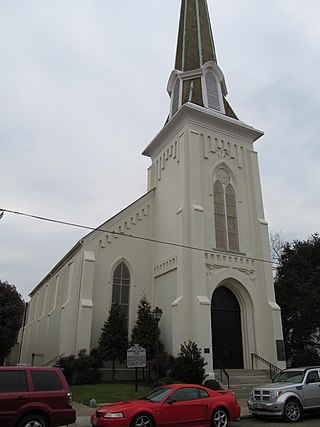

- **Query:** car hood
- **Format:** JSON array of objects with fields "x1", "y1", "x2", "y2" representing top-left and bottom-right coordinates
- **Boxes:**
[
  {"x1": 98, "y1": 400, "x2": 153, "y2": 413},
  {"x1": 254, "y1": 382, "x2": 298, "y2": 390}
]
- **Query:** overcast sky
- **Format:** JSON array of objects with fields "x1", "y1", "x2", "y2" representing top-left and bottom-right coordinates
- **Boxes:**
[{"x1": 1, "y1": 0, "x2": 319, "y2": 300}]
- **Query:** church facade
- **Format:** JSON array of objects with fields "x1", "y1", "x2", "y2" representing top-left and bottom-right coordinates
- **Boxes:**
[{"x1": 20, "y1": 0, "x2": 285, "y2": 373}]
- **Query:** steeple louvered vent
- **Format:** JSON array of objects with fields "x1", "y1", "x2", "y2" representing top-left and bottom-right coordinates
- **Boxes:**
[
  {"x1": 172, "y1": 79, "x2": 181, "y2": 116},
  {"x1": 205, "y1": 71, "x2": 220, "y2": 111}
]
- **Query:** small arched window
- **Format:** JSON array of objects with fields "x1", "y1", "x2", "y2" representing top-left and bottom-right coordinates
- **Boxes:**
[
  {"x1": 171, "y1": 78, "x2": 180, "y2": 116},
  {"x1": 213, "y1": 168, "x2": 239, "y2": 252},
  {"x1": 205, "y1": 71, "x2": 220, "y2": 111},
  {"x1": 112, "y1": 262, "x2": 130, "y2": 321}
]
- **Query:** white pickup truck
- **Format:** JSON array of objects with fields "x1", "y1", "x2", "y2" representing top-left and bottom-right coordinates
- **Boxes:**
[{"x1": 247, "y1": 367, "x2": 320, "y2": 422}]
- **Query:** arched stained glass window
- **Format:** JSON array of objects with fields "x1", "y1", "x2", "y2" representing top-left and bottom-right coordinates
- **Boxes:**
[
  {"x1": 213, "y1": 168, "x2": 239, "y2": 252},
  {"x1": 225, "y1": 184, "x2": 239, "y2": 252},
  {"x1": 213, "y1": 181, "x2": 227, "y2": 250},
  {"x1": 112, "y1": 262, "x2": 130, "y2": 321}
]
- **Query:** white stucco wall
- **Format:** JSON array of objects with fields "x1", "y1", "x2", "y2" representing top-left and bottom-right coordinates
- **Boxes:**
[{"x1": 20, "y1": 103, "x2": 284, "y2": 372}]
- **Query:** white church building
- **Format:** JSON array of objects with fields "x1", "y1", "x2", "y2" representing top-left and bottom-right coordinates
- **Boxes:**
[{"x1": 20, "y1": 0, "x2": 285, "y2": 373}]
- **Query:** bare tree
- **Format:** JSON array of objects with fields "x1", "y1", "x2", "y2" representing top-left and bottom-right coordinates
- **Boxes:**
[{"x1": 270, "y1": 232, "x2": 285, "y2": 272}]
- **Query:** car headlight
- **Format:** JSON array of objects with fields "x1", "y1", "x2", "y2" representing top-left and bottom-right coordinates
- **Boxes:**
[
  {"x1": 104, "y1": 412, "x2": 124, "y2": 418},
  {"x1": 270, "y1": 390, "x2": 282, "y2": 399}
]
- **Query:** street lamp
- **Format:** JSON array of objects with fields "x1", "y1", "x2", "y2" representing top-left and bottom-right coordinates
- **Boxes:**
[
  {"x1": 152, "y1": 306, "x2": 163, "y2": 323},
  {"x1": 152, "y1": 307, "x2": 163, "y2": 382}
]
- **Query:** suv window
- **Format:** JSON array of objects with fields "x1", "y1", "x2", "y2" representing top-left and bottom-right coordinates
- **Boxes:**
[
  {"x1": 31, "y1": 370, "x2": 62, "y2": 391},
  {"x1": 306, "y1": 371, "x2": 320, "y2": 384},
  {"x1": 0, "y1": 370, "x2": 28, "y2": 393},
  {"x1": 273, "y1": 370, "x2": 304, "y2": 383}
]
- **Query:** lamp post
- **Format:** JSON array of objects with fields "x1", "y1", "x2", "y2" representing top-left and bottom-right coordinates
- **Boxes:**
[{"x1": 152, "y1": 306, "x2": 163, "y2": 383}]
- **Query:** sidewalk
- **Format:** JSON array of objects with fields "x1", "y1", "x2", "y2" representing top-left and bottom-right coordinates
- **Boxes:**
[
  {"x1": 238, "y1": 397, "x2": 251, "y2": 418},
  {"x1": 69, "y1": 399, "x2": 251, "y2": 426},
  {"x1": 70, "y1": 402, "x2": 94, "y2": 427}
]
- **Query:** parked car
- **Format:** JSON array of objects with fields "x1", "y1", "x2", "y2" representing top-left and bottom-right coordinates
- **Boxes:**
[
  {"x1": 247, "y1": 366, "x2": 320, "y2": 422},
  {"x1": 0, "y1": 366, "x2": 76, "y2": 427},
  {"x1": 90, "y1": 383, "x2": 240, "y2": 427}
]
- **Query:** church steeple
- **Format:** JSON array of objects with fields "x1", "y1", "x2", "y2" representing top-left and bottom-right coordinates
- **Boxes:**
[
  {"x1": 167, "y1": 0, "x2": 237, "y2": 120},
  {"x1": 175, "y1": 0, "x2": 217, "y2": 71}
]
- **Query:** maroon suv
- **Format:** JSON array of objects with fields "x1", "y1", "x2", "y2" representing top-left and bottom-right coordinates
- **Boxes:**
[{"x1": 0, "y1": 366, "x2": 76, "y2": 427}]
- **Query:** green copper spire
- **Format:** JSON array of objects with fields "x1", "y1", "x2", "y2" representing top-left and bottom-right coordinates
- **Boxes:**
[{"x1": 175, "y1": 0, "x2": 217, "y2": 72}]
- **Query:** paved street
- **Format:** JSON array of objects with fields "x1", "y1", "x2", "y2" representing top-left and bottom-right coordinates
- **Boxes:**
[
  {"x1": 68, "y1": 402, "x2": 320, "y2": 426},
  {"x1": 229, "y1": 413, "x2": 320, "y2": 426},
  {"x1": 72, "y1": 415, "x2": 320, "y2": 427}
]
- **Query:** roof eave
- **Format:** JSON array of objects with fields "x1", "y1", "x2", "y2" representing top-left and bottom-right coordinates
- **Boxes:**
[{"x1": 142, "y1": 103, "x2": 264, "y2": 159}]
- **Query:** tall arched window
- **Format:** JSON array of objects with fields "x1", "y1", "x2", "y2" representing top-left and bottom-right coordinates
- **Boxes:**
[
  {"x1": 213, "y1": 168, "x2": 239, "y2": 252},
  {"x1": 205, "y1": 71, "x2": 220, "y2": 111},
  {"x1": 112, "y1": 262, "x2": 130, "y2": 321}
]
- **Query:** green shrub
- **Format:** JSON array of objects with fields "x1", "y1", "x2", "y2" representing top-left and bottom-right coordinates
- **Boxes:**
[
  {"x1": 170, "y1": 341, "x2": 207, "y2": 385},
  {"x1": 148, "y1": 352, "x2": 176, "y2": 382},
  {"x1": 157, "y1": 377, "x2": 175, "y2": 385},
  {"x1": 204, "y1": 379, "x2": 223, "y2": 390},
  {"x1": 56, "y1": 349, "x2": 102, "y2": 385}
]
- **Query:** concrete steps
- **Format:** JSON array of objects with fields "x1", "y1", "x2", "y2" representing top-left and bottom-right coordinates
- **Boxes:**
[{"x1": 214, "y1": 369, "x2": 272, "y2": 400}]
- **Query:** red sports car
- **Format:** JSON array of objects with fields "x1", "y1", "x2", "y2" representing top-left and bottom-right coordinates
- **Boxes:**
[{"x1": 90, "y1": 383, "x2": 240, "y2": 427}]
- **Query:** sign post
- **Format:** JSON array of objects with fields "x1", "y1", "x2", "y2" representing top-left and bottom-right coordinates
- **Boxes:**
[{"x1": 127, "y1": 344, "x2": 146, "y2": 392}]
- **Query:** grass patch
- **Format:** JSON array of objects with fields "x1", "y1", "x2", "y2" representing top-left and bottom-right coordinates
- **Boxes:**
[{"x1": 71, "y1": 383, "x2": 152, "y2": 406}]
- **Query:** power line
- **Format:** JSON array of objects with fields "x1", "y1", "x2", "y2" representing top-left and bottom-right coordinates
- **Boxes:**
[{"x1": 0, "y1": 208, "x2": 276, "y2": 266}]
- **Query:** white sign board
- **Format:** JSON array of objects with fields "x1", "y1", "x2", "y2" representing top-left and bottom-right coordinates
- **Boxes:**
[{"x1": 127, "y1": 345, "x2": 146, "y2": 368}]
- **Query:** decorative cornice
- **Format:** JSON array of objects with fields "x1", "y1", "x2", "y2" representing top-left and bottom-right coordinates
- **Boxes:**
[
  {"x1": 142, "y1": 103, "x2": 263, "y2": 159},
  {"x1": 154, "y1": 255, "x2": 178, "y2": 277},
  {"x1": 205, "y1": 251, "x2": 256, "y2": 281},
  {"x1": 99, "y1": 204, "x2": 151, "y2": 248}
]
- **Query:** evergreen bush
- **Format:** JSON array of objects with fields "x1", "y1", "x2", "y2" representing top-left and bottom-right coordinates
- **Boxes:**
[
  {"x1": 170, "y1": 341, "x2": 207, "y2": 384},
  {"x1": 56, "y1": 349, "x2": 101, "y2": 385}
]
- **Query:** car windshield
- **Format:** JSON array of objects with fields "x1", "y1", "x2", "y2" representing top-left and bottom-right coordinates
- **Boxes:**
[
  {"x1": 272, "y1": 371, "x2": 304, "y2": 383},
  {"x1": 140, "y1": 387, "x2": 173, "y2": 403}
]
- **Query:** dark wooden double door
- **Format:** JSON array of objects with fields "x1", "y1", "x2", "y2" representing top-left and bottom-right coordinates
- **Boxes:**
[{"x1": 211, "y1": 286, "x2": 244, "y2": 369}]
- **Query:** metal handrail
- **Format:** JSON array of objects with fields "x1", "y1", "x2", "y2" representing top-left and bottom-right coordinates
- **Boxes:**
[
  {"x1": 43, "y1": 354, "x2": 63, "y2": 367},
  {"x1": 251, "y1": 353, "x2": 281, "y2": 378},
  {"x1": 219, "y1": 367, "x2": 230, "y2": 389},
  {"x1": 214, "y1": 354, "x2": 230, "y2": 389}
]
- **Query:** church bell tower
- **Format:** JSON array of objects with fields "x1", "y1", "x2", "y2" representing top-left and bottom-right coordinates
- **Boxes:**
[{"x1": 143, "y1": 0, "x2": 285, "y2": 372}]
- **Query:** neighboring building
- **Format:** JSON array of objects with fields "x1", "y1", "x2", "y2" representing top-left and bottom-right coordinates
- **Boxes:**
[{"x1": 20, "y1": 0, "x2": 285, "y2": 373}]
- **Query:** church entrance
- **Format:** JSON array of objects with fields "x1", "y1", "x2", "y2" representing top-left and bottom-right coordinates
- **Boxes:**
[{"x1": 211, "y1": 286, "x2": 244, "y2": 369}]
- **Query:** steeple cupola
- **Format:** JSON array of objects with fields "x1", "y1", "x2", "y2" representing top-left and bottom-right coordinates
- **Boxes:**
[{"x1": 167, "y1": 0, "x2": 237, "y2": 120}]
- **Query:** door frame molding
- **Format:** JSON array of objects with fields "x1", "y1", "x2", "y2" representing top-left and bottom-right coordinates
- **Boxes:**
[{"x1": 208, "y1": 273, "x2": 255, "y2": 369}]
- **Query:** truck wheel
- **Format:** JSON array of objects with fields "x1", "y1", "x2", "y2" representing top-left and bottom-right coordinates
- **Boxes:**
[
  {"x1": 283, "y1": 398, "x2": 302, "y2": 422},
  {"x1": 17, "y1": 414, "x2": 49, "y2": 427}
]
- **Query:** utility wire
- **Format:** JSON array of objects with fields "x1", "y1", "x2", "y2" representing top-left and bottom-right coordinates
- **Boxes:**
[{"x1": 0, "y1": 208, "x2": 277, "y2": 266}]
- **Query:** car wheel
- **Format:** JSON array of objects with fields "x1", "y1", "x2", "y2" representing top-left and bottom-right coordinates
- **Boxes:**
[
  {"x1": 131, "y1": 412, "x2": 154, "y2": 427},
  {"x1": 17, "y1": 414, "x2": 49, "y2": 427},
  {"x1": 211, "y1": 407, "x2": 229, "y2": 427},
  {"x1": 283, "y1": 398, "x2": 302, "y2": 423}
]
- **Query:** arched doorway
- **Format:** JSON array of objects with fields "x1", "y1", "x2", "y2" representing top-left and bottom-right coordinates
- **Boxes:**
[{"x1": 211, "y1": 286, "x2": 244, "y2": 369}]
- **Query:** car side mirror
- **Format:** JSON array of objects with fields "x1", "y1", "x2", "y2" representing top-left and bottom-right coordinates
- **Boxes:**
[{"x1": 166, "y1": 398, "x2": 176, "y2": 405}]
